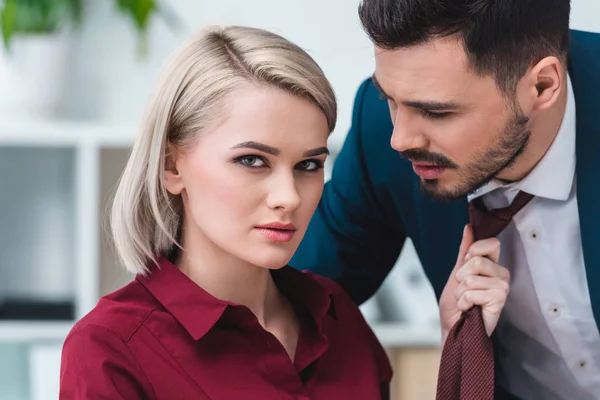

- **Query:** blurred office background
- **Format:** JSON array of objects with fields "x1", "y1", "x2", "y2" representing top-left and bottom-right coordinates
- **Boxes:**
[{"x1": 0, "y1": 1, "x2": 598, "y2": 399}]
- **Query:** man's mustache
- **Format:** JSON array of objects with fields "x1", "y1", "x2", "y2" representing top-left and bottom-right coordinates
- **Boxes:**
[{"x1": 399, "y1": 149, "x2": 458, "y2": 169}]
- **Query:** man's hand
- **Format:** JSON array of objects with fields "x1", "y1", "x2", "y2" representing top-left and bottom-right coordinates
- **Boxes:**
[{"x1": 439, "y1": 224, "x2": 510, "y2": 343}]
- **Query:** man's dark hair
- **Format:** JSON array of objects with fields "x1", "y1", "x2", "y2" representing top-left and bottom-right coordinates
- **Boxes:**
[{"x1": 359, "y1": 0, "x2": 571, "y2": 94}]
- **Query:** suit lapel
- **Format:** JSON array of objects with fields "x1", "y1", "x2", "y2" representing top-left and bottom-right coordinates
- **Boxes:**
[{"x1": 570, "y1": 32, "x2": 600, "y2": 329}]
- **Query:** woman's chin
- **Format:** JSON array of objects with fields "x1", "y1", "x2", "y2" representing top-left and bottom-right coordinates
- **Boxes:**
[{"x1": 245, "y1": 248, "x2": 295, "y2": 270}]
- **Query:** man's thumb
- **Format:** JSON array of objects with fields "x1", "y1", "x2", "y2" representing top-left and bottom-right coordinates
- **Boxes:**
[{"x1": 455, "y1": 224, "x2": 474, "y2": 268}]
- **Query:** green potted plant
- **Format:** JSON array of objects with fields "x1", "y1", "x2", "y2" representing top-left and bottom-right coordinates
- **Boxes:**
[
  {"x1": 116, "y1": 0, "x2": 179, "y2": 57},
  {"x1": 0, "y1": 0, "x2": 172, "y2": 118},
  {"x1": 1, "y1": 0, "x2": 82, "y2": 51}
]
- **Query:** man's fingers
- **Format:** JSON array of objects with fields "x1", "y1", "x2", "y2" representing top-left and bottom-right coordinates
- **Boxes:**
[
  {"x1": 456, "y1": 288, "x2": 508, "y2": 312},
  {"x1": 455, "y1": 255, "x2": 510, "y2": 283},
  {"x1": 466, "y1": 238, "x2": 501, "y2": 264},
  {"x1": 454, "y1": 275, "x2": 510, "y2": 301},
  {"x1": 456, "y1": 288, "x2": 508, "y2": 336}
]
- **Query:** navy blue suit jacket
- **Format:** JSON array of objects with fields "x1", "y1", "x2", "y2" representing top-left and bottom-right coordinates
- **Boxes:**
[{"x1": 291, "y1": 30, "x2": 600, "y2": 331}]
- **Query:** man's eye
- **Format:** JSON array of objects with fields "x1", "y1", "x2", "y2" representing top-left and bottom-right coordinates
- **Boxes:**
[
  {"x1": 236, "y1": 155, "x2": 266, "y2": 168},
  {"x1": 421, "y1": 109, "x2": 450, "y2": 120}
]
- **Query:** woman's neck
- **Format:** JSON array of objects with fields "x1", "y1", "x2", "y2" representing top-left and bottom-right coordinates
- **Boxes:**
[
  {"x1": 176, "y1": 236, "x2": 281, "y2": 327},
  {"x1": 175, "y1": 224, "x2": 300, "y2": 360}
]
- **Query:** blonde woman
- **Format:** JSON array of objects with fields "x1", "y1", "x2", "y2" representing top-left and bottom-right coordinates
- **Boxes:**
[{"x1": 59, "y1": 26, "x2": 392, "y2": 399}]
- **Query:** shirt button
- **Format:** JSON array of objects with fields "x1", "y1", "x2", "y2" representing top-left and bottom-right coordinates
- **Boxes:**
[
  {"x1": 578, "y1": 359, "x2": 587, "y2": 368},
  {"x1": 548, "y1": 304, "x2": 561, "y2": 318},
  {"x1": 529, "y1": 230, "x2": 539, "y2": 240}
]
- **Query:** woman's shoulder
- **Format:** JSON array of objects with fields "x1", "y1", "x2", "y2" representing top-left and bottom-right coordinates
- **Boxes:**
[
  {"x1": 60, "y1": 281, "x2": 158, "y2": 399},
  {"x1": 64, "y1": 279, "x2": 160, "y2": 350}
]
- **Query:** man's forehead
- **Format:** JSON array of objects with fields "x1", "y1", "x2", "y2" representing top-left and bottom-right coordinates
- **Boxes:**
[
  {"x1": 372, "y1": 67, "x2": 470, "y2": 101},
  {"x1": 375, "y1": 41, "x2": 469, "y2": 76},
  {"x1": 373, "y1": 42, "x2": 484, "y2": 99}
]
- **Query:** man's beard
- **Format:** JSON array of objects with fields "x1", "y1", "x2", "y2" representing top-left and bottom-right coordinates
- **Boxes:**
[{"x1": 401, "y1": 107, "x2": 531, "y2": 202}]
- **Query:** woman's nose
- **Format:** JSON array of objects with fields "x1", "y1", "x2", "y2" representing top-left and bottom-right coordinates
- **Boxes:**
[{"x1": 266, "y1": 172, "x2": 301, "y2": 212}]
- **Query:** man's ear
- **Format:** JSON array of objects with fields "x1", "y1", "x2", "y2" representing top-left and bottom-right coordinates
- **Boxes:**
[
  {"x1": 529, "y1": 56, "x2": 563, "y2": 111},
  {"x1": 164, "y1": 144, "x2": 184, "y2": 195}
]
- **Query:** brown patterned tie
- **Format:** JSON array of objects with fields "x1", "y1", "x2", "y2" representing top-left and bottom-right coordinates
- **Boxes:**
[{"x1": 435, "y1": 191, "x2": 534, "y2": 400}]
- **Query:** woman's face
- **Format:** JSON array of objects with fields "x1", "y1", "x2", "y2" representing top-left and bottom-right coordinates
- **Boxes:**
[{"x1": 164, "y1": 85, "x2": 330, "y2": 270}]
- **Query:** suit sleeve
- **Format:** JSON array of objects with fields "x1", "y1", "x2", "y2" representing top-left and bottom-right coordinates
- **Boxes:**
[
  {"x1": 291, "y1": 78, "x2": 406, "y2": 304},
  {"x1": 59, "y1": 325, "x2": 155, "y2": 400}
]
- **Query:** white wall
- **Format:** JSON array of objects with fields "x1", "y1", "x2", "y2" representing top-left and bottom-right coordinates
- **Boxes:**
[
  {"x1": 65, "y1": 0, "x2": 374, "y2": 150},
  {"x1": 572, "y1": 0, "x2": 600, "y2": 34},
  {"x1": 65, "y1": 0, "x2": 600, "y2": 148}
]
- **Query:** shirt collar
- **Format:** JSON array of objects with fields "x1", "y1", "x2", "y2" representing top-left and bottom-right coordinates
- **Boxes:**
[
  {"x1": 271, "y1": 267, "x2": 338, "y2": 326},
  {"x1": 136, "y1": 257, "x2": 336, "y2": 341},
  {"x1": 468, "y1": 73, "x2": 576, "y2": 202}
]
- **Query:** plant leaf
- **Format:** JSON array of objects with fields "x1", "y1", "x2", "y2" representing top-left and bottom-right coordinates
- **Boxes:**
[
  {"x1": 117, "y1": 0, "x2": 156, "y2": 32},
  {"x1": 1, "y1": 0, "x2": 17, "y2": 50},
  {"x1": 67, "y1": 0, "x2": 83, "y2": 26}
]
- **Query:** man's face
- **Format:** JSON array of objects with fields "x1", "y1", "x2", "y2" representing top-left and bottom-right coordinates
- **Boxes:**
[{"x1": 374, "y1": 36, "x2": 531, "y2": 201}]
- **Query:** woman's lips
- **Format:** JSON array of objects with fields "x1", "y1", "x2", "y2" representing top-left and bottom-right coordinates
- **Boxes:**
[
  {"x1": 255, "y1": 228, "x2": 295, "y2": 242},
  {"x1": 255, "y1": 223, "x2": 297, "y2": 243}
]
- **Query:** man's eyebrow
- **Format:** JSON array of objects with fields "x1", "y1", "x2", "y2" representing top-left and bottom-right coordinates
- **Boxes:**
[
  {"x1": 373, "y1": 74, "x2": 462, "y2": 111},
  {"x1": 371, "y1": 75, "x2": 392, "y2": 99},
  {"x1": 231, "y1": 142, "x2": 330, "y2": 157},
  {"x1": 403, "y1": 100, "x2": 462, "y2": 111}
]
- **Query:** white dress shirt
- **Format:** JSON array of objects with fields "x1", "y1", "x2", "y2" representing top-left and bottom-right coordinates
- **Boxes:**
[{"x1": 468, "y1": 75, "x2": 600, "y2": 400}]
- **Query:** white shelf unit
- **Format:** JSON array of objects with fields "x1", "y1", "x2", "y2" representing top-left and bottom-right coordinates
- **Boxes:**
[
  {"x1": 0, "y1": 119, "x2": 137, "y2": 321},
  {"x1": 0, "y1": 322, "x2": 73, "y2": 343},
  {"x1": 0, "y1": 118, "x2": 440, "y2": 400},
  {"x1": 0, "y1": 119, "x2": 136, "y2": 400},
  {"x1": 370, "y1": 322, "x2": 440, "y2": 348}
]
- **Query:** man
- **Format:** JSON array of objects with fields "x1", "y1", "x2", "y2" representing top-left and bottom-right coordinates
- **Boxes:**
[{"x1": 290, "y1": 0, "x2": 600, "y2": 399}]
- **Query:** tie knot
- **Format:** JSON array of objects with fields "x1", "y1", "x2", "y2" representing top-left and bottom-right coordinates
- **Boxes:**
[{"x1": 468, "y1": 191, "x2": 535, "y2": 240}]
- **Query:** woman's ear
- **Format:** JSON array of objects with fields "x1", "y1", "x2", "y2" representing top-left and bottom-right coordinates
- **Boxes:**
[{"x1": 164, "y1": 144, "x2": 185, "y2": 195}]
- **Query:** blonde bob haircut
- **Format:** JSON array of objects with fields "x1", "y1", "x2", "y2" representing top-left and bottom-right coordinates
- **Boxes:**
[{"x1": 110, "y1": 25, "x2": 337, "y2": 275}]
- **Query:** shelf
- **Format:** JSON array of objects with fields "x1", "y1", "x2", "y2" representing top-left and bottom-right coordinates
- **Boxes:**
[
  {"x1": 0, "y1": 147, "x2": 76, "y2": 307},
  {"x1": 370, "y1": 322, "x2": 441, "y2": 348},
  {"x1": 0, "y1": 118, "x2": 135, "y2": 147},
  {"x1": 0, "y1": 320, "x2": 439, "y2": 348},
  {"x1": 0, "y1": 322, "x2": 73, "y2": 343}
]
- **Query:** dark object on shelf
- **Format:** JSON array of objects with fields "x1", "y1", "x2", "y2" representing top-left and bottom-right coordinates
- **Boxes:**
[{"x1": 0, "y1": 299, "x2": 74, "y2": 320}]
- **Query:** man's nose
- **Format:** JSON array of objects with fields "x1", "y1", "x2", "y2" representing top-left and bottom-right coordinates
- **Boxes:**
[{"x1": 389, "y1": 110, "x2": 428, "y2": 152}]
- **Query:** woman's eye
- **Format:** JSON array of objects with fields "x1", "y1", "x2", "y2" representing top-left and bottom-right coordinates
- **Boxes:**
[
  {"x1": 297, "y1": 159, "x2": 323, "y2": 171},
  {"x1": 237, "y1": 156, "x2": 266, "y2": 168}
]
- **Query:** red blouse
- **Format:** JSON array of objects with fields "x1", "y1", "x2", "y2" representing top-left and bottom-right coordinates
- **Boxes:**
[{"x1": 59, "y1": 257, "x2": 392, "y2": 399}]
